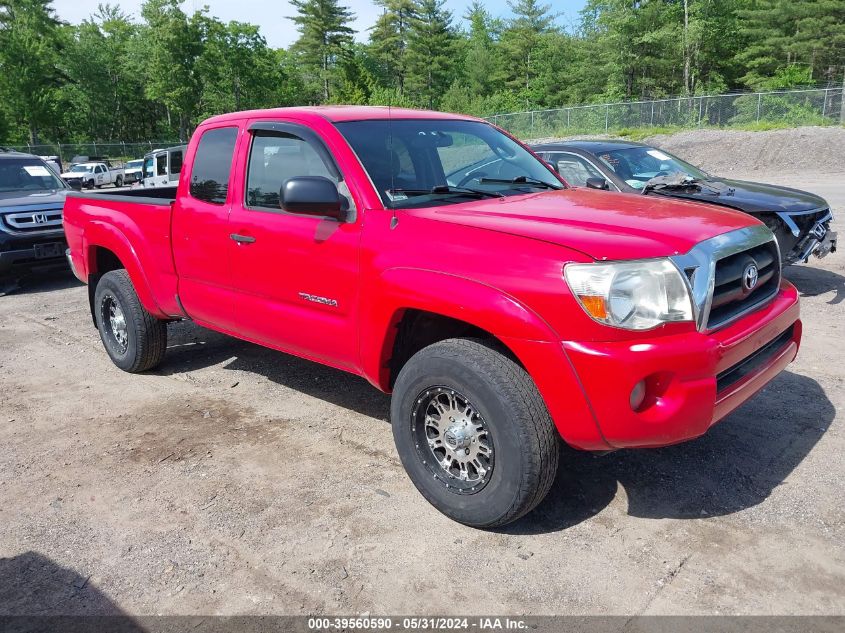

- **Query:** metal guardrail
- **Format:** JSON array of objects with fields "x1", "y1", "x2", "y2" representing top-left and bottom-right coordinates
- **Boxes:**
[{"x1": 487, "y1": 88, "x2": 845, "y2": 137}]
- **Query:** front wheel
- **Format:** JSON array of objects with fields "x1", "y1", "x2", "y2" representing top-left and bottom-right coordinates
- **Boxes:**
[
  {"x1": 115, "y1": 175, "x2": 123, "y2": 187},
  {"x1": 94, "y1": 270, "x2": 167, "y2": 372},
  {"x1": 391, "y1": 338, "x2": 559, "y2": 528}
]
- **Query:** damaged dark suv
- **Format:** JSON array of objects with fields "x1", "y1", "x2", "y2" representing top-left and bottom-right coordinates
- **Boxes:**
[
  {"x1": 532, "y1": 140, "x2": 836, "y2": 265},
  {"x1": 0, "y1": 149, "x2": 70, "y2": 277}
]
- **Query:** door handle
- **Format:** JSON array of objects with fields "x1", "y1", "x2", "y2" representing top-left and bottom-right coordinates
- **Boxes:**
[{"x1": 230, "y1": 233, "x2": 256, "y2": 244}]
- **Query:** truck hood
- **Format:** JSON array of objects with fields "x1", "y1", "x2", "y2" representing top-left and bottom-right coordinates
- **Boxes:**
[
  {"x1": 648, "y1": 177, "x2": 828, "y2": 215},
  {"x1": 61, "y1": 172, "x2": 85, "y2": 179},
  {"x1": 0, "y1": 188, "x2": 68, "y2": 207},
  {"x1": 408, "y1": 188, "x2": 757, "y2": 261}
]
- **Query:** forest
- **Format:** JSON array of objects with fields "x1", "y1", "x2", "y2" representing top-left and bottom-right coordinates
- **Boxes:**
[{"x1": 1, "y1": 0, "x2": 844, "y2": 145}]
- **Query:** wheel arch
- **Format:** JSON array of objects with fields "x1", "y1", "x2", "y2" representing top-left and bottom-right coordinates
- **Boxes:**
[
  {"x1": 361, "y1": 268, "x2": 559, "y2": 392},
  {"x1": 84, "y1": 222, "x2": 165, "y2": 325}
]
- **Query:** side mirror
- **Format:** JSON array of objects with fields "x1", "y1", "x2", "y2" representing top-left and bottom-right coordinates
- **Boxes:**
[
  {"x1": 67, "y1": 179, "x2": 82, "y2": 191},
  {"x1": 280, "y1": 176, "x2": 346, "y2": 221},
  {"x1": 585, "y1": 177, "x2": 609, "y2": 190}
]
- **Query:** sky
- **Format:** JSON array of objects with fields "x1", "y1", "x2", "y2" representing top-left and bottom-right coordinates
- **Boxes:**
[{"x1": 51, "y1": 0, "x2": 588, "y2": 49}]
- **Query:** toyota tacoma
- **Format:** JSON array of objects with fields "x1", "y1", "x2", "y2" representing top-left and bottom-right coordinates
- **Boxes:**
[{"x1": 63, "y1": 107, "x2": 802, "y2": 528}]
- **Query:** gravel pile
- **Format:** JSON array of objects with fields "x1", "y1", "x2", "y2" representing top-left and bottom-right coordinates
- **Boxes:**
[
  {"x1": 531, "y1": 125, "x2": 845, "y2": 176},
  {"x1": 644, "y1": 126, "x2": 845, "y2": 176}
]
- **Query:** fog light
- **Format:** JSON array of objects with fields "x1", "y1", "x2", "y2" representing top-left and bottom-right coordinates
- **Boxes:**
[{"x1": 630, "y1": 380, "x2": 646, "y2": 411}]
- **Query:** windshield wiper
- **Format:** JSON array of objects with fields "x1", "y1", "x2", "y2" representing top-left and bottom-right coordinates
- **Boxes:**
[
  {"x1": 388, "y1": 186, "x2": 503, "y2": 199},
  {"x1": 478, "y1": 176, "x2": 563, "y2": 190},
  {"x1": 641, "y1": 172, "x2": 726, "y2": 195}
]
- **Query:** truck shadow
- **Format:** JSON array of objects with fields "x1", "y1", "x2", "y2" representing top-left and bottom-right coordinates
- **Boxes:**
[
  {"x1": 0, "y1": 550, "x2": 144, "y2": 630},
  {"x1": 784, "y1": 263, "x2": 845, "y2": 305},
  {"x1": 159, "y1": 324, "x2": 832, "y2": 535},
  {"x1": 506, "y1": 370, "x2": 833, "y2": 534},
  {"x1": 161, "y1": 321, "x2": 391, "y2": 421}
]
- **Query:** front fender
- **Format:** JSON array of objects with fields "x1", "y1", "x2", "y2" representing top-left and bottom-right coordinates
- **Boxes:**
[
  {"x1": 361, "y1": 267, "x2": 558, "y2": 390},
  {"x1": 84, "y1": 221, "x2": 166, "y2": 318}
]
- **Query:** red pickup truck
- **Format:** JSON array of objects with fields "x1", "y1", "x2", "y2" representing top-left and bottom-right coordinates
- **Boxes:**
[{"x1": 64, "y1": 106, "x2": 801, "y2": 528}]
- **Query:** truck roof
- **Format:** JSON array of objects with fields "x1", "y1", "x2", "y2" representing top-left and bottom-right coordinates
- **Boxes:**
[{"x1": 202, "y1": 105, "x2": 482, "y2": 126}]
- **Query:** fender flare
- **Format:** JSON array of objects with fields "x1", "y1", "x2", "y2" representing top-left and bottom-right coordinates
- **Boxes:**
[
  {"x1": 83, "y1": 220, "x2": 165, "y2": 318},
  {"x1": 360, "y1": 267, "x2": 559, "y2": 391}
]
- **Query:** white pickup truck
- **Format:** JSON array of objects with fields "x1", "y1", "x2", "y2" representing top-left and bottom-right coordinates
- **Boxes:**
[{"x1": 61, "y1": 162, "x2": 125, "y2": 189}]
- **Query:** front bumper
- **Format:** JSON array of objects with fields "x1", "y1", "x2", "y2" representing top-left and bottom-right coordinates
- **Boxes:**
[
  {"x1": 560, "y1": 282, "x2": 801, "y2": 449},
  {"x1": 0, "y1": 239, "x2": 69, "y2": 275}
]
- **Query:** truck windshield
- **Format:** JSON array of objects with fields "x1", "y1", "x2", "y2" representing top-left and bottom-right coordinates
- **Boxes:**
[
  {"x1": 70, "y1": 165, "x2": 95, "y2": 173},
  {"x1": 127, "y1": 160, "x2": 143, "y2": 169},
  {"x1": 335, "y1": 119, "x2": 563, "y2": 209},
  {"x1": 0, "y1": 158, "x2": 67, "y2": 193},
  {"x1": 596, "y1": 146, "x2": 709, "y2": 189}
]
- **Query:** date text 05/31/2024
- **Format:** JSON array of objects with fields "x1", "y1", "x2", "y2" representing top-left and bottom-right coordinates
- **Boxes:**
[{"x1": 307, "y1": 617, "x2": 528, "y2": 630}]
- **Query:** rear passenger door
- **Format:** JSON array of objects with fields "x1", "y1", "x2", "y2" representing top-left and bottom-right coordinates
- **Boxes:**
[
  {"x1": 171, "y1": 125, "x2": 242, "y2": 331},
  {"x1": 226, "y1": 121, "x2": 362, "y2": 370}
]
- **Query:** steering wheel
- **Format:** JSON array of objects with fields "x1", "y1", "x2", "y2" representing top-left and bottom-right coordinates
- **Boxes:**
[{"x1": 456, "y1": 171, "x2": 486, "y2": 187}]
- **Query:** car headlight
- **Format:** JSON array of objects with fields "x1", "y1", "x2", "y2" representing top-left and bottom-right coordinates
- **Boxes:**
[{"x1": 564, "y1": 259, "x2": 693, "y2": 330}]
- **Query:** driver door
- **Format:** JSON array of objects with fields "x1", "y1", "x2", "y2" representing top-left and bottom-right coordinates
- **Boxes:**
[{"x1": 227, "y1": 121, "x2": 362, "y2": 371}]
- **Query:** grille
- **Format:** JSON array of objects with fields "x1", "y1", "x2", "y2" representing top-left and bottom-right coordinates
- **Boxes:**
[
  {"x1": 707, "y1": 240, "x2": 780, "y2": 330},
  {"x1": 716, "y1": 325, "x2": 794, "y2": 393},
  {"x1": 2, "y1": 208, "x2": 64, "y2": 232}
]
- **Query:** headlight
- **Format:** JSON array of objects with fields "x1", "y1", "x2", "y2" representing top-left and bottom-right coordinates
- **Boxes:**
[{"x1": 564, "y1": 259, "x2": 693, "y2": 330}]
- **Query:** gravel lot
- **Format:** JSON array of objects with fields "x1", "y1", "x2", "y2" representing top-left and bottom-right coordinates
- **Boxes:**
[{"x1": 1, "y1": 131, "x2": 843, "y2": 616}]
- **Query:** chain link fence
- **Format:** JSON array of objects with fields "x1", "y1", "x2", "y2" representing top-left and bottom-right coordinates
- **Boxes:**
[
  {"x1": 3, "y1": 141, "x2": 181, "y2": 165},
  {"x1": 488, "y1": 88, "x2": 845, "y2": 139}
]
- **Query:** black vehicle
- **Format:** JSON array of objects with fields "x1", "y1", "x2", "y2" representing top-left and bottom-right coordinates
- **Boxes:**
[
  {"x1": 0, "y1": 149, "x2": 70, "y2": 276},
  {"x1": 531, "y1": 140, "x2": 836, "y2": 265}
]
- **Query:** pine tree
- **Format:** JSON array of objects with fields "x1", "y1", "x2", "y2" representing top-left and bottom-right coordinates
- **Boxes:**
[
  {"x1": 0, "y1": 0, "x2": 66, "y2": 144},
  {"x1": 368, "y1": 0, "x2": 417, "y2": 94},
  {"x1": 289, "y1": 0, "x2": 355, "y2": 101},
  {"x1": 463, "y1": 2, "x2": 502, "y2": 97},
  {"x1": 499, "y1": 0, "x2": 554, "y2": 93},
  {"x1": 736, "y1": 0, "x2": 845, "y2": 87},
  {"x1": 405, "y1": 0, "x2": 458, "y2": 109}
]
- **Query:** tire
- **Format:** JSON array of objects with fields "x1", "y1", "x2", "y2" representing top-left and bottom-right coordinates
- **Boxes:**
[
  {"x1": 85, "y1": 179, "x2": 94, "y2": 189},
  {"x1": 115, "y1": 175, "x2": 123, "y2": 188},
  {"x1": 391, "y1": 338, "x2": 559, "y2": 528},
  {"x1": 94, "y1": 270, "x2": 167, "y2": 373}
]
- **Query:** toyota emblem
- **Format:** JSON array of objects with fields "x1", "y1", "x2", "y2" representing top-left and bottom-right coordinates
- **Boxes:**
[{"x1": 742, "y1": 263, "x2": 759, "y2": 292}]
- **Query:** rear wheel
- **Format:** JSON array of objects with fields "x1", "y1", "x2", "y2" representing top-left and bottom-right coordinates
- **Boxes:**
[
  {"x1": 391, "y1": 338, "x2": 559, "y2": 528},
  {"x1": 94, "y1": 270, "x2": 167, "y2": 372}
]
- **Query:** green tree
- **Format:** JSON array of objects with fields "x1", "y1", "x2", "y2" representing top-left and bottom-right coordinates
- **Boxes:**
[
  {"x1": 289, "y1": 0, "x2": 355, "y2": 101},
  {"x1": 404, "y1": 0, "x2": 459, "y2": 108},
  {"x1": 462, "y1": 2, "x2": 503, "y2": 98},
  {"x1": 368, "y1": 0, "x2": 417, "y2": 94},
  {"x1": 0, "y1": 0, "x2": 66, "y2": 144},
  {"x1": 140, "y1": 0, "x2": 203, "y2": 140},
  {"x1": 736, "y1": 0, "x2": 845, "y2": 87},
  {"x1": 500, "y1": 0, "x2": 555, "y2": 93}
]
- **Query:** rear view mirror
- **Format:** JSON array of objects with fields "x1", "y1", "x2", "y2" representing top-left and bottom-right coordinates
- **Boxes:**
[
  {"x1": 280, "y1": 176, "x2": 346, "y2": 221},
  {"x1": 585, "y1": 177, "x2": 609, "y2": 190},
  {"x1": 67, "y1": 179, "x2": 82, "y2": 191}
]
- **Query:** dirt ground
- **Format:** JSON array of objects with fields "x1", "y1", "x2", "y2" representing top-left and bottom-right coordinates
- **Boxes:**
[{"x1": 1, "y1": 139, "x2": 844, "y2": 616}]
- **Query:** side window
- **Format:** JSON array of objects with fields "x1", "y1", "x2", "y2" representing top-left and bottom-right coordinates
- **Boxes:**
[
  {"x1": 144, "y1": 157, "x2": 153, "y2": 178},
  {"x1": 170, "y1": 150, "x2": 183, "y2": 174},
  {"x1": 156, "y1": 154, "x2": 167, "y2": 176},
  {"x1": 246, "y1": 132, "x2": 338, "y2": 210},
  {"x1": 549, "y1": 152, "x2": 606, "y2": 187},
  {"x1": 190, "y1": 127, "x2": 238, "y2": 204}
]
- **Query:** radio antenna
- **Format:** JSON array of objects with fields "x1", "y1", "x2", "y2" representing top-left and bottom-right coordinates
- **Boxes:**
[{"x1": 388, "y1": 97, "x2": 398, "y2": 229}]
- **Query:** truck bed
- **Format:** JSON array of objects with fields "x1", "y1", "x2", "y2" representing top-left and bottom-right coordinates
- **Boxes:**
[{"x1": 67, "y1": 185, "x2": 178, "y2": 204}]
